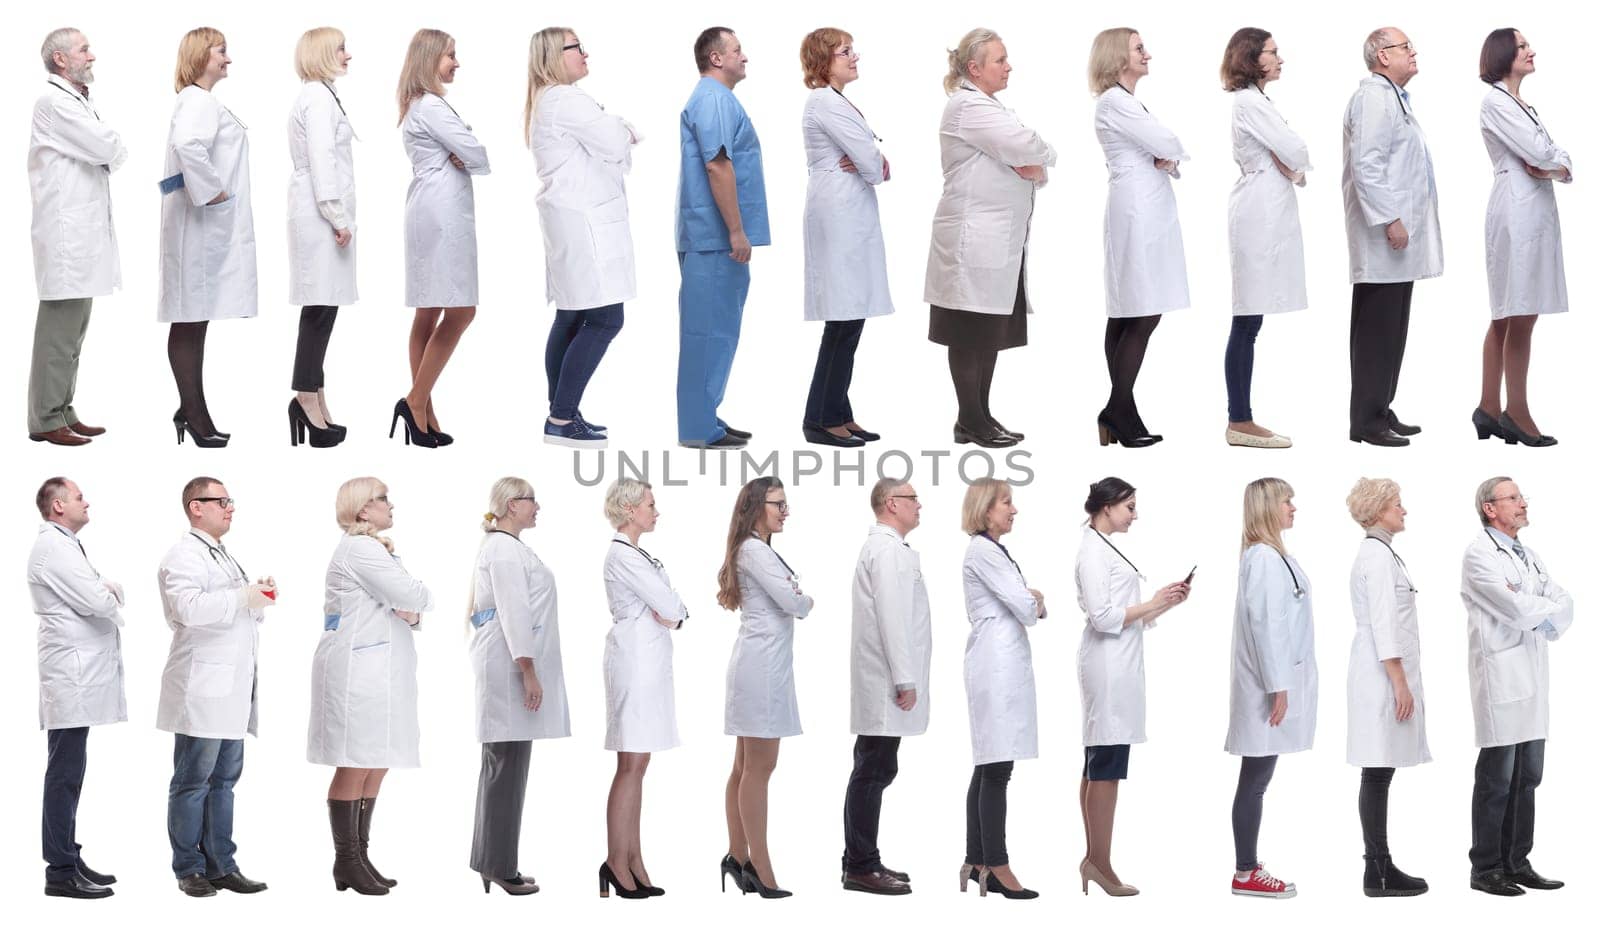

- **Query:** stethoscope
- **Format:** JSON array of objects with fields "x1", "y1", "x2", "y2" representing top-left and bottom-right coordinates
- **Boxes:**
[
  {"x1": 189, "y1": 531, "x2": 246, "y2": 581},
  {"x1": 50, "y1": 80, "x2": 100, "y2": 120},
  {"x1": 751, "y1": 533, "x2": 800, "y2": 581},
  {"x1": 1091, "y1": 528, "x2": 1145, "y2": 582},
  {"x1": 831, "y1": 87, "x2": 882, "y2": 143},
  {"x1": 1378, "y1": 73, "x2": 1412, "y2": 125},
  {"x1": 1274, "y1": 548, "x2": 1306, "y2": 599},
  {"x1": 49, "y1": 523, "x2": 99, "y2": 578},
  {"x1": 612, "y1": 537, "x2": 665, "y2": 571},
  {"x1": 321, "y1": 79, "x2": 361, "y2": 140},
  {"x1": 1491, "y1": 83, "x2": 1541, "y2": 127},
  {"x1": 1483, "y1": 528, "x2": 1547, "y2": 586},
  {"x1": 979, "y1": 531, "x2": 1028, "y2": 585},
  {"x1": 1116, "y1": 82, "x2": 1150, "y2": 114},
  {"x1": 1365, "y1": 535, "x2": 1417, "y2": 593}
]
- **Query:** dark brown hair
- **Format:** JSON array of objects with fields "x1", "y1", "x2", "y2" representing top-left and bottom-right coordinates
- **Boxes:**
[
  {"x1": 694, "y1": 26, "x2": 733, "y2": 73},
  {"x1": 1479, "y1": 28, "x2": 1518, "y2": 84},
  {"x1": 1085, "y1": 477, "x2": 1136, "y2": 517},
  {"x1": 1220, "y1": 27, "x2": 1271, "y2": 91},
  {"x1": 716, "y1": 477, "x2": 784, "y2": 610},
  {"x1": 36, "y1": 476, "x2": 70, "y2": 519}
]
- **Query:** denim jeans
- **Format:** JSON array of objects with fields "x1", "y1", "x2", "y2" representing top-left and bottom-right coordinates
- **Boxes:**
[
  {"x1": 168, "y1": 734, "x2": 244, "y2": 878},
  {"x1": 42, "y1": 727, "x2": 88, "y2": 882},
  {"x1": 1470, "y1": 739, "x2": 1544, "y2": 875},
  {"x1": 545, "y1": 303, "x2": 624, "y2": 420},
  {"x1": 1224, "y1": 315, "x2": 1264, "y2": 422},
  {"x1": 803, "y1": 319, "x2": 865, "y2": 428}
]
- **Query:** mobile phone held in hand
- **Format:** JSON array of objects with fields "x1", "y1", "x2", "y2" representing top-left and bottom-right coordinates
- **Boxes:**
[{"x1": 1183, "y1": 565, "x2": 1197, "y2": 586}]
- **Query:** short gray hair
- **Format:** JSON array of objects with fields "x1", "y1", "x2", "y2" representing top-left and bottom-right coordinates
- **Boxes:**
[
  {"x1": 41, "y1": 27, "x2": 81, "y2": 75},
  {"x1": 1362, "y1": 28, "x2": 1391, "y2": 70},
  {"x1": 869, "y1": 477, "x2": 908, "y2": 515},
  {"x1": 604, "y1": 478, "x2": 652, "y2": 529},
  {"x1": 1475, "y1": 476, "x2": 1513, "y2": 527}
]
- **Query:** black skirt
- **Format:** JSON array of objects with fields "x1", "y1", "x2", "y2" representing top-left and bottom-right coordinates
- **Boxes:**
[{"x1": 927, "y1": 268, "x2": 1028, "y2": 351}]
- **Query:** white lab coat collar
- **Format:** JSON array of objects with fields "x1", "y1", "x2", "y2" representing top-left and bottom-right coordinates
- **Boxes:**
[
  {"x1": 869, "y1": 521, "x2": 908, "y2": 544},
  {"x1": 189, "y1": 527, "x2": 225, "y2": 548},
  {"x1": 44, "y1": 520, "x2": 79, "y2": 540},
  {"x1": 46, "y1": 73, "x2": 89, "y2": 103},
  {"x1": 1484, "y1": 526, "x2": 1519, "y2": 548},
  {"x1": 956, "y1": 77, "x2": 992, "y2": 100}
]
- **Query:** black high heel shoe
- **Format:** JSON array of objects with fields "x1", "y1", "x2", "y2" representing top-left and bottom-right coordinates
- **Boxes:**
[
  {"x1": 1498, "y1": 413, "x2": 1557, "y2": 447},
  {"x1": 721, "y1": 855, "x2": 747, "y2": 894},
  {"x1": 428, "y1": 428, "x2": 454, "y2": 446},
  {"x1": 1097, "y1": 412, "x2": 1156, "y2": 449},
  {"x1": 289, "y1": 399, "x2": 342, "y2": 448},
  {"x1": 981, "y1": 870, "x2": 1039, "y2": 900},
  {"x1": 630, "y1": 867, "x2": 664, "y2": 896},
  {"x1": 741, "y1": 861, "x2": 792, "y2": 899},
  {"x1": 597, "y1": 862, "x2": 650, "y2": 899},
  {"x1": 389, "y1": 399, "x2": 439, "y2": 448},
  {"x1": 172, "y1": 410, "x2": 228, "y2": 448},
  {"x1": 1472, "y1": 408, "x2": 1505, "y2": 440}
]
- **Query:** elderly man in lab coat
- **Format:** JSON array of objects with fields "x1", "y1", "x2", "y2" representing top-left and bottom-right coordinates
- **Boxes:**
[
  {"x1": 29, "y1": 477, "x2": 124, "y2": 899},
  {"x1": 26, "y1": 28, "x2": 125, "y2": 446},
  {"x1": 1341, "y1": 27, "x2": 1442, "y2": 447},
  {"x1": 1461, "y1": 477, "x2": 1572, "y2": 896},
  {"x1": 156, "y1": 477, "x2": 276, "y2": 898},
  {"x1": 841, "y1": 478, "x2": 931, "y2": 895},
  {"x1": 674, "y1": 27, "x2": 768, "y2": 449}
]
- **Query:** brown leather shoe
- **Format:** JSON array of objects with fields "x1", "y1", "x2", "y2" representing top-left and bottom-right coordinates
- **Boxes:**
[
  {"x1": 842, "y1": 870, "x2": 911, "y2": 895},
  {"x1": 30, "y1": 427, "x2": 90, "y2": 446},
  {"x1": 68, "y1": 421, "x2": 106, "y2": 437}
]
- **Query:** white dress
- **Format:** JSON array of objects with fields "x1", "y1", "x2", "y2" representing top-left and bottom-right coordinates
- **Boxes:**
[
  {"x1": 1481, "y1": 83, "x2": 1572, "y2": 318},
  {"x1": 1095, "y1": 84, "x2": 1189, "y2": 318},
  {"x1": 158, "y1": 85, "x2": 257, "y2": 322},
  {"x1": 602, "y1": 533, "x2": 689, "y2": 752},
  {"x1": 1227, "y1": 87, "x2": 1311, "y2": 315},
  {"x1": 724, "y1": 537, "x2": 814, "y2": 737},
  {"x1": 962, "y1": 534, "x2": 1041, "y2": 765},
  {"x1": 1074, "y1": 526, "x2": 1151, "y2": 746},
  {"x1": 1225, "y1": 543, "x2": 1317, "y2": 757},
  {"x1": 1345, "y1": 533, "x2": 1429, "y2": 768},
  {"x1": 469, "y1": 531, "x2": 570, "y2": 743},
  {"x1": 402, "y1": 93, "x2": 489, "y2": 308},
  {"x1": 286, "y1": 80, "x2": 357, "y2": 306},
  {"x1": 802, "y1": 87, "x2": 892, "y2": 322}
]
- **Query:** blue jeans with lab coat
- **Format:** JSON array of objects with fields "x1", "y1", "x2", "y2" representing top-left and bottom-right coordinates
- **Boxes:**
[
  {"x1": 676, "y1": 251, "x2": 749, "y2": 443},
  {"x1": 1470, "y1": 739, "x2": 1544, "y2": 876},
  {"x1": 545, "y1": 303, "x2": 625, "y2": 420},
  {"x1": 168, "y1": 734, "x2": 244, "y2": 878}
]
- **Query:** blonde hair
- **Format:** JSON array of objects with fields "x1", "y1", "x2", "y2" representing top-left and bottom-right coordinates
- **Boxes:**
[
  {"x1": 483, "y1": 476, "x2": 534, "y2": 531},
  {"x1": 1088, "y1": 27, "x2": 1137, "y2": 95},
  {"x1": 961, "y1": 478, "x2": 1011, "y2": 535},
  {"x1": 396, "y1": 28, "x2": 451, "y2": 125},
  {"x1": 604, "y1": 478, "x2": 652, "y2": 529},
  {"x1": 944, "y1": 28, "x2": 1000, "y2": 94},
  {"x1": 524, "y1": 27, "x2": 573, "y2": 145},
  {"x1": 174, "y1": 27, "x2": 225, "y2": 93},
  {"x1": 336, "y1": 476, "x2": 393, "y2": 553},
  {"x1": 295, "y1": 27, "x2": 345, "y2": 82},
  {"x1": 1346, "y1": 477, "x2": 1400, "y2": 528},
  {"x1": 1240, "y1": 477, "x2": 1293, "y2": 556}
]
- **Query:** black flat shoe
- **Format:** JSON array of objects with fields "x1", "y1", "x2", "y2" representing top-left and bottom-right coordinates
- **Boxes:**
[
  {"x1": 209, "y1": 871, "x2": 268, "y2": 893},
  {"x1": 803, "y1": 425, "x2": 865, "y2": 447},
  {"x1": 954, "y1": 422, "x2": 1017, "y2": 448},
  {"x1": 722, "y1": 854, "x2": 748, "y2": 894},
  {"x1": 1472, "y1": 408, "x2": 1505, "y2": 440},
  {"x1": 1469, "y1": 870, "x2": 1525, "y2": 896},
  {"x1": 1097, "y1": 413, "x2": 1157, "y2": 449},
  {"x1": 1498, "y1": 413, "x2": 1557, "y2": 447},
  {"x1": 1386, "y1": 411, "x2": 1422, "y2": 436},
  {"x1": 44, "y1": 872, "x2": 113, "y2": 899},
  {"x1": 1509, "y1": 868, "x2": 1563, "y2": 890},
  {"x1": 990, "y1": 419, "x2": 1025, "y2": 442},
  {"x1": 1349, "y1": 429, "x2": 1410, "y2": 447},
  {"x1": 721, "y1": 423, "x2": 753, "y2": 440},
  {"x1": 681, "y1": 433, "x2": 749, "y2": 449},
  {"x1": 177, "y1": 873, "x2": 217, "y2": 897},
  {"x1": 76, "y1": 863, "x2": 116, "y2": 886},
  {"x1": 846, "y1": 426, "x2": 881, "y2": 442},
  {"x1": 875, "y1": 864, "x2": 910, "y2": 883},
  {"x1": 741, "y1": 861, "x2": 792, "y2": 899}
]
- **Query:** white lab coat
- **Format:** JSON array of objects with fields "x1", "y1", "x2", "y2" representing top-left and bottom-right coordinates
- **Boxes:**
[
  {"x1": 403, "y1": 93, "x2": 489, "y2": 308},
  {"x1": 603, "y1": 533, "x2": 689, "y2": 753},
  {"x1": 1075, "y1": 526, "x2": 1151, "y2": 747},
  {"x1": 725, "y1": 537, "x2": 814, "y2": 738},
  {"x1": 1460, "y1": 530, "x2": 1574, "y2": 748},
  {"x1": 1481, "y1": 83, "x2": 1572, "y2": 319},
  {"x1": 802, "y1": 87, "x2": 892, "y2": 322},
  {"x1": 29, "y1": 75, "x2": 126, "y2": 300},
  {"x1": 308, "y1": 534, "x2": 434, "y2": 768},
  {"x1": 1225, "y1": 543, "x2": 1317, "y2": 757},
  {"x1": 158, "y1": 86, "x2": 257, "y2": 322},
  {"x1": 1341, "y1": 74, "x2": 1443, "y2": 284},
  {"x1": 532, "y1": 84, "x2": 637, "y2": 311},
  {"x1": 1096, "y1": 85, "x2": 1189, "y2": 318},
  {"x1": 469, "y1": 531, "x2": 570, "y2": 743},
  {"x1": 963, "y1": 534, "x2": 1040, "y2": 765},
  {"x1": 850, "y1": 523, "x2": 933, "y2": 736},
  {"x1": 1227, "y1": 87, "x2": 1311, "y2": 315},
  {"x1": 29, "y1": 523, "x2": 126, "y2": 730},
  {"x1": 156, "y1": 531, "x2": 262, "y2": 739},
  {"x1": 1345, "y1": 534, "x2": 1430, "y2": 768},
  {"x1": 286, "y1": 80, "x2": 357, "y2": 306},
  {"x1": 923, "y1": 79, "x2": 1056, "y2": 316}
]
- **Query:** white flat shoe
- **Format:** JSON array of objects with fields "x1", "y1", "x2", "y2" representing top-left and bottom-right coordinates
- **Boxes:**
[{"x1": 1225, "y1": 428, "x2": 1291, "y2": 449}]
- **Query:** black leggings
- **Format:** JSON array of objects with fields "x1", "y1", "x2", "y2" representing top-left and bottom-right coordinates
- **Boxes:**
[
  {"x1": 291, "y1": 305, "x2": 339, "y2": 391},
  {"x1": 1103, "y1": 315, "x2": 1161, "y2": 421},
  {"x1": 1358, "y1": 766, "x2": 1396, "y2": 857},
  {"x1": 168, "y1": 321, "x2": 214, "y2": 434},
  {"x1": 1231, "y1": 755, "x2": 1278, "y2": 871},
  {"x1": 964, "y1": 761, "x2": 1013, "y2": 867}
]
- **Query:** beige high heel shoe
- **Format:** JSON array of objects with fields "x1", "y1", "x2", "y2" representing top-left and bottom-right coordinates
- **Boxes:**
[
  {"x1": 1081, "y1": 859, "x2": 1139, "y2": 896},
  {"x1": 959, "y1": 863, "x2": 980, "y2": 893}
]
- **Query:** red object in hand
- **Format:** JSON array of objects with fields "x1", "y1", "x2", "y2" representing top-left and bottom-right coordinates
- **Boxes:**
[{"x1": 262, "y1": 588, "x2": 276, "y2": 600}]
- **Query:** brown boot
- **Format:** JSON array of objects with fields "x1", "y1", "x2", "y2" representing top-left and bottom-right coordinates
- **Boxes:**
[
  {"x1": 358, "y1": 797, "x2": 398, "y2": 887},
  {"x1": 330, "y1": 799, "x2": 388, "y2": 894}
]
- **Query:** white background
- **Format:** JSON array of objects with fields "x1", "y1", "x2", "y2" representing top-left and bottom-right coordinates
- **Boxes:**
[{"x1": 4, "y1": 0, "x2": 1591, "y2": 922}]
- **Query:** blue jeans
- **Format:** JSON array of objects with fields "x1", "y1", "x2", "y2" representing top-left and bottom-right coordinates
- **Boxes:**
[
  {"x1": 804, "y1": 319, "x2": 865, "y2": 428},
  {"x1": 545, "y1": 303, "x2": 624, "y2": 420},
  {"x1": 168, "y1": 734, "x2": 243, "y2": 879},
  {"x1": 1224, "y1": 315, "x2": 1264, "y2": 422},
  {"x1": 43, "y1": 727, "x2": 88, "y2": 882},
  {"x1": 1470, "y1": 739, "x2": 1544, "y2": 876},
  {"x1": 676, "y1": 251, "x2": 749, "y2": 442}
]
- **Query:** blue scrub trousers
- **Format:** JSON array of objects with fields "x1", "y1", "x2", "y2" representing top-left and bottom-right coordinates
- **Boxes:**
[{"x1": 676, "y1": 250, "x2": 749, "y2": 443}]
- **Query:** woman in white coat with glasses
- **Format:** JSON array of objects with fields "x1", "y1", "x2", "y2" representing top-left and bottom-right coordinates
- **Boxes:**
[
  {"x1": 1224, "y1": 477, "x2": 1314, "y2": 898},
  {"x1": 467, "y1": 477, "x2": 569, "y2": 895},
  {"x1": 1343, "y1": 478, "x2": 1429, "y2": 897},
  {"x1": 308, "y1": 477, "x2": 434, "y2": 895},
  {"x1": 600, "y1": 478, "x2": 689, "y2": 899}
]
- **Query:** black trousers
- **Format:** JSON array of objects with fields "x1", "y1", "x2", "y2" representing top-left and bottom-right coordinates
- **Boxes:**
[
  {"x1": 1470, "y1": 740, "x2": 1545, "y2": 875},
  {"x1": 964, "y1": 761, "x2": 1013, "y2": 866},
  {"x1": 842, "y1": 735, "x2": 900, "y2": 874},
  {"x1": 1231, "y1": 755, "x2": 1278, "y2": 872},
  {"x1": 1358, "y1": 766, "x2": 1396, "y2": 857},
  {"x1": 1348, "y1": 281, "x2": 1413, "y2": 434},
  {"x1": 803, "y1": 319, "x2": 866, "y2": 428},
  {"x1": 291, "y1": 305, "x2": 339, "y2": 391},
  {"x1": 43, "y1": 727, "x2": 89, "y2": 883}
]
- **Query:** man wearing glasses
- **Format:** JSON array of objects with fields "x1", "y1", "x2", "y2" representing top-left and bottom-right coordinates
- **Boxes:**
[
  {"x1": 155, "y1": 477, "x2": 276, "y2": 897},
  {"x1": 841, "y1": 478, "x2": 931, "y2": 895},
  {"x1": 1341, "y1": 27, "x2": 1442, "y2": 447},
  {"x1": 1460, "y1": 477, "x2": 1572, "y2": 896}
]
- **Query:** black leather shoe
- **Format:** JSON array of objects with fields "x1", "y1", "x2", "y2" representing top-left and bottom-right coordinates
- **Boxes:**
[
  {"x1": 209, "y1": 871, "x2": 268, "y2": 893},
  {"x1": 77, "y1": 863, "x2": 116, "y2": 886},
  {"x1": 1472, "y1": 408, "x2": 1505, "y2": 440},
  {"x1": 44, "y1": 872, "x2": 113, "y2": 899},
  {"x1": 1498, "y1": 413, "x2": 1557, "y2": 448},
  {"x1": 721, "y1": 424, "x2": 753, "y2": 440},
  {"x1": 846, "y1": 426, "x2": 881, "y2": 442},
  {"x1": 954, "y1": 422, "x2": 1017, "y2": 448},
  {"x1": 1386, "y1": 411, "x2": 1422, "y2": 436},
  {"x1": 1349, "y1": 429, "x2": 1410, "y2": 447},
  {"x1": 989, "y1": 420, "x2": 1024, "y2": 442},
  {"x1": 680, "y1": 433, "x2": 748, "y2": 450},
  {"x1": 803, "y1": 425, "x2": 865, "y2": 448},
  {"x1": 874, "y1": 864, "x2": 910, "y2": 883},
  {"x1": 842, "y1": 870, "x2": 911, "y2": 895},
  {"x1": 1469, "y1": 870, "x2": 1525, "y2": 896},
  {"x1": 1363, "y1": 854, "x2": 1428, "y2": 897},
  {"x1": 1509, "y1": 868, "x2": 1563, "y2": 890},
  {"x1": 178, "y1": 873, "x2": 217, "y2": 897}
]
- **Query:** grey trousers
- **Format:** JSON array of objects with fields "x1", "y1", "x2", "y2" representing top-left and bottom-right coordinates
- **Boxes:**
[
  {"x1": 469, "y1": 740, "x2": 532, "y2": 878},
  {"x1": 28, "y1": 298, "x2": 93, "y2": 432}
]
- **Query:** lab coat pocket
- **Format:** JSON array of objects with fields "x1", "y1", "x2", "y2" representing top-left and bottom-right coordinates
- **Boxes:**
[
  {"x1": 587, "y1": 204, "x2": 633, "y2": 267},
  {"x1": 57, "y1": 201, "x2": 107, "y2": 267},
  {"x1": 1487, "y1": 644, "x2": 1535, "y2": 703},
  {"x1": 202, "y1": 197, "x2": 236, "y2": 281},
  {"x1": 188, "y1": 645, "x2": 237, "y2": 699},
  {"x1": 959, "y1": 211, "x2": 1013, "y2": 271},
  {"x1": 1394, "y1": 190, "x2": 1415, "y2": 237},
  {"x1": 74, "y1": 647, "x2": 119, "y2": 690},
  {"x1": 1284, "y1": 661, "x2": 1309, "y2": 719}
]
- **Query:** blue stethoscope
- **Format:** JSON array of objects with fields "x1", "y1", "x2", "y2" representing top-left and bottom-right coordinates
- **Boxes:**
[
  {"x1": 189, "y1": 531, "x2": 246, "y2": 580},
  {"x1": 1366, "y1": 535, "x2": 1417, "y2": 593},
  {"x1": 1484, "y1": 528, "x2": 1547, "y2": 586}
]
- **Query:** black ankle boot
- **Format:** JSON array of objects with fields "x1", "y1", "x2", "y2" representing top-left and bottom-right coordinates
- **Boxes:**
[{"x1": 1363, "y1": 854, "x2": 1428, "y2": 897}]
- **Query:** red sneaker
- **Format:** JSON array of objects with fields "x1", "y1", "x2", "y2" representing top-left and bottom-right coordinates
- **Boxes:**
[{"x1": 1232, "y1": 865, "x2": 1296, "y2": 898}]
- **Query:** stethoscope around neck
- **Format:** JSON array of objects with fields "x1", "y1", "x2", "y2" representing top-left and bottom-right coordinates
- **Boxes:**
[
  {"x1": 1090, "y1": 527, "x2": 1144, "y2": 582},
  {"x1": 189, "y1": 531, "x2": 246, "y2": 580},
  {"x1": 1366, "y1": 535, "x2": 1417, "y2": 593},
  {"x1": 1273, "y1": 548, "x2": 1305, "y2": 599},
  {"x1": 1484, "y1": 528, "x2": 1546, "y2": 584},
  {"x1": 1378, "y1": 73, "x2": 1412, "y2": 124}
]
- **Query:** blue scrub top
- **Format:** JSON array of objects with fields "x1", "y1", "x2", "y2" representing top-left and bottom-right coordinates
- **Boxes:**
[{"x1": 676, "y1": 76, "x2": 770, "y2": 253}]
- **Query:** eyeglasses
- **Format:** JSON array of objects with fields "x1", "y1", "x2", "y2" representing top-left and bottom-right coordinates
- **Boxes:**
[
  {"x1": 193, "y1": 497, "x2": 235, "y2": 508},
  {"x1": 563, "y1": 42, "x2": 585, "y2": 55},
  {"x1": 1490, "y1": 494, "x2": 1530, "y2": 505},
  {"x1": 765, "y1": 500, "x2": 790, "y2": 513},
  {"x1": 1380, "y1": 42, "x2": 1415, "y2": 54},
  {"x1": 513, "y1": 495, "x2": 537, "y2": 505},
  {"x1": 889, "y1": 494, "x2": 918, "y2": 502},
  {"x1": 834, "y1": 47, "x2": 859, "y2": 60}
]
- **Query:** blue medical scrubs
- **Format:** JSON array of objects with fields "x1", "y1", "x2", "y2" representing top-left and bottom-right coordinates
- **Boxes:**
[{"x1": 675, "y1": 76, "x2": 769, "y2": 444}]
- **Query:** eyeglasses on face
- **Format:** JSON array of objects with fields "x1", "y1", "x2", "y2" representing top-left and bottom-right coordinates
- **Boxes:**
[
  {"x1": 193, "y1": 497, "x2": 235, "y2": 508},
  {"x1": 1381, "y1": 42, "x2": 1415, "y2": 53},
  {"x1": 563, "y1": 43, "x2": 585, "y2": 55},
  {"x1": 764, "y1": 500, "x2": 790, "y2": 513},
  {"x1": 1490, "y1": 494, "x2": 1529, "y2": 505},
  {"x1": 889, "y1": 494, "x2": 918, "y2": 502}
]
